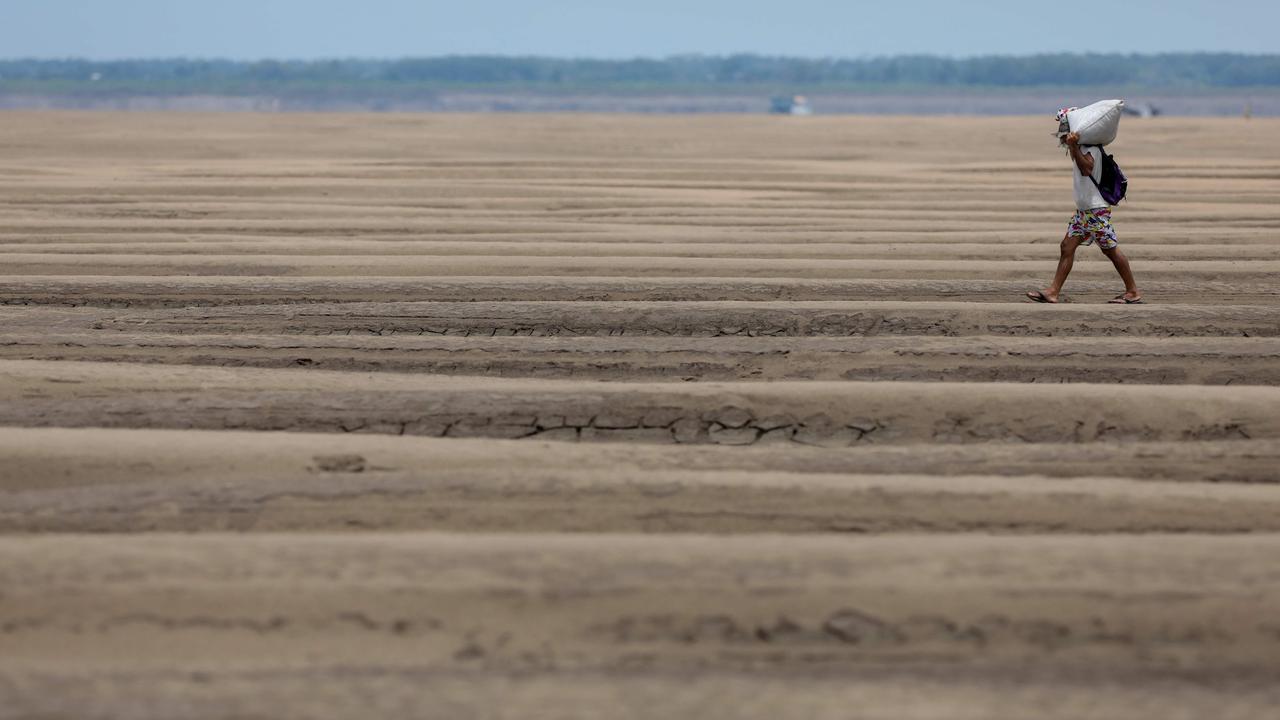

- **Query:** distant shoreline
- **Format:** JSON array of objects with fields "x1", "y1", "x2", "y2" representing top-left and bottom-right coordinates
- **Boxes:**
[
  {"x1": 3, "y1": 53, "x2": 1277, "y2": 115},
  {"x1": 2, "y1": 89, "x2": 1273, "y2": 116}
]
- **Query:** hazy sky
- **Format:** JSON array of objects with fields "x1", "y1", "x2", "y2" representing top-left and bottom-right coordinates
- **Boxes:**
[{"x1": 4, "y1": 0, "x2": 1277, "y2": 59}]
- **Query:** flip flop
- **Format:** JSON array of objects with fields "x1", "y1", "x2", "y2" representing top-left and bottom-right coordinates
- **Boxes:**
[
  {"x1": 1107, "y1": 296, "x2": 1144, "y2": 304},
  {"x1": 1026, "y1": 290, "x2": 1057, "y2": 304}
]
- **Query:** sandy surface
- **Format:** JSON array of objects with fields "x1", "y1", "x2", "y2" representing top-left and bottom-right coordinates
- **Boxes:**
[
  {"x1": 5, "y1": 532, "x2": 1280, "y2": 720},
  {"x1": 2, "y1": 112, "x2": 1279, "y2": 718}
]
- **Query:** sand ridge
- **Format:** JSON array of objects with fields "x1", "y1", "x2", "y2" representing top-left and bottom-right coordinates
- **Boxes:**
[{"x1": 5, "y1": 427, "x2": 1280, "y2": 534}]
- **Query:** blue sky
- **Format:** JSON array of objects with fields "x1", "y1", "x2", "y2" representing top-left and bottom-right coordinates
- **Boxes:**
[{"x1": 4, "y1": 0, "x2": 1277, "y2": 59}]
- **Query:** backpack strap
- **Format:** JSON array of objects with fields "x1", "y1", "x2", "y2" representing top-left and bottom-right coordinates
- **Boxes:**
[{"x1": 1079, "y1": 145, "x2": 1102, "y2": 179}]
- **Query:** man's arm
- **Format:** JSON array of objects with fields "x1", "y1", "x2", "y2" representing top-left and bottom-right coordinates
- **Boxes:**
[{"x1": 1064, "y1": 132, "x2": 1095, "y2": 177}]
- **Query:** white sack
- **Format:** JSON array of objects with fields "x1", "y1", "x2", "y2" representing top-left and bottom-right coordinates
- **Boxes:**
[{"x1": 1068, "y1": 99, "x2": 1124, "y2": 146}]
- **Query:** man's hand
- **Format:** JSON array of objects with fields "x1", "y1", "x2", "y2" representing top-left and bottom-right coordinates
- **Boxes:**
[{"x1": 1064, "y1": 132, "x2": 1080, "y2": 147}]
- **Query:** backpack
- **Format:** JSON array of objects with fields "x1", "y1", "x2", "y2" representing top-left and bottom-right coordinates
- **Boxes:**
[{"x1": 1085, "y1": 146, "x2": 1128, "y2": 205}]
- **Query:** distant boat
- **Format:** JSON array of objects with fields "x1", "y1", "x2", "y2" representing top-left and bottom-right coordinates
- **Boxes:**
[
  {"x1": 1121, "y1": 102, "x2": 1161, "y2": 118},
  {"x1": 770, "y1": 95, "x2": 813, "y2": 115}
]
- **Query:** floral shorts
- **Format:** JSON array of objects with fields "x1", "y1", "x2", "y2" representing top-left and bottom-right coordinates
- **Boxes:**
[{"x1": 1067, "y1": 207, "x2": 1118, "y2": 250}]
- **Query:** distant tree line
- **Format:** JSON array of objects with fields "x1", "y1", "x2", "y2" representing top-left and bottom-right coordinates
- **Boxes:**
[{"x1": 2, "y1": 54, "x2": 1278, "y2": 94}]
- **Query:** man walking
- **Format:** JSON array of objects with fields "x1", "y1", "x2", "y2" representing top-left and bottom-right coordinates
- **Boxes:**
[{"x1": 1027, "y1": 108, "x2": 1142, "y2": 304}]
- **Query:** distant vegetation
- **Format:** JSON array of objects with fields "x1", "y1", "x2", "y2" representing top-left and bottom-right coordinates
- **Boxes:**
[{"x1": 2, "y1": 54, "x2": 1279, "y2": 96}]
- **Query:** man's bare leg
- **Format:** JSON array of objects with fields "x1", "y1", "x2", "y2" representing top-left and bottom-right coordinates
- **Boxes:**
[
  {"x1": 1030, "y1": 234, "x2": 1083, "y2": 303},
  {"x1": 1101, "y1": 245, "x2": 1141, "y2": 301}
]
